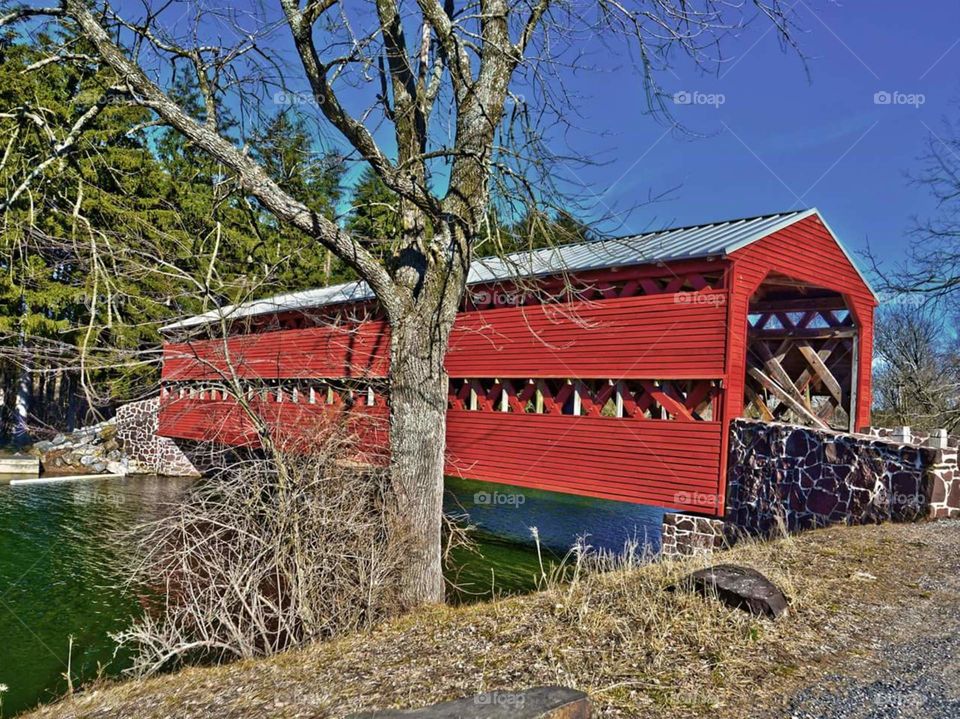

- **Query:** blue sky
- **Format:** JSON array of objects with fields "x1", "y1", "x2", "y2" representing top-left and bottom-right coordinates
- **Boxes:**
[
  {"x1": 108, "y1": 0, "x2": 959, "y2": 281},
  {"x1": 551, "y1": 0, "x2": 960, "y2": 281}
]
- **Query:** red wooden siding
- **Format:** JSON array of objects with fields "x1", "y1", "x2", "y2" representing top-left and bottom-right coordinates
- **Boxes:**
[
  {"x1": 447, "y1": 292, "x2": 727, "y2": 378},
  {"x1": 162, "y1": 320, "x2": 391, "y2": 382},
  {"x1": 165, "y1": 288, "x2": 728, "y2": 383},
  {"x1": 158, "y1": 394, "x2": 389, "y2": 457},
  {"x1": 445, "y1": 411, "x2": 723, "y2": 512}
]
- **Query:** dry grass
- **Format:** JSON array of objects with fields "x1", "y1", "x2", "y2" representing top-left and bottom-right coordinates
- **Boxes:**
[{"x1": 26, "y1": 520, "x2": 960, "y2": 719}]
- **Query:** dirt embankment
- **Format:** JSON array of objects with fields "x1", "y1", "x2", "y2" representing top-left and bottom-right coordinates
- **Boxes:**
[{"x1": 26, "y1": 520, "x2": 960, "y2": 719}]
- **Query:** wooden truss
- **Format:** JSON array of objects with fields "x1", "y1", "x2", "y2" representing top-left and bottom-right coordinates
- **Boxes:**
[
  {"x1": 745, "y1": 300, "x2": 857, "y2": 430},
  {"x1": 448, "y1": 377, "x2": 721, "y2": 421}
]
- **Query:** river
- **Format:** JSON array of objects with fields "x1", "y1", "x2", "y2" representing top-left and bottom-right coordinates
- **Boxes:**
[{"x1": 0, "y1": 475, "x2": 661, "y2": 715}]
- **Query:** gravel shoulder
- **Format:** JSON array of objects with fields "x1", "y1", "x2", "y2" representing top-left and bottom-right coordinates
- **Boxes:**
[
  {"x1": 25, "y1": 520, "x2": 960, "y2": 719},
  {"x1": 771, "y1": 520, "x2": 960, "y2": 719}
]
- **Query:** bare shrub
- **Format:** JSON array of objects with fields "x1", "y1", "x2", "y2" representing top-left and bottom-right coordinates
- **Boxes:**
[{"x1": 114, "y1": 428, "x2": 406, "y2": 677}]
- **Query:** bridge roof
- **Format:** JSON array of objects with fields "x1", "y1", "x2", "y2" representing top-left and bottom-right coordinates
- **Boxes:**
[{"x1": 163, "y1": 207, "x2": 871, "y2": 331}]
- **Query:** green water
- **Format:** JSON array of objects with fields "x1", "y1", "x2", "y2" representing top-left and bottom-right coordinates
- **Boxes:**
[
  {"x1": 0, "y1": 475, "x2": 554, "y2": 716},
  {"x1": 0, "y1": 474, "x2": 662, "y2": 715},
  {"x1": 0, "y1": 475, "x2": 194, "y2": 716}
]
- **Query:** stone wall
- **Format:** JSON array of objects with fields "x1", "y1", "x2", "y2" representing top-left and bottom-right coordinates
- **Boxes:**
[
  {"x1": 925, "y1": 444, "x2": 960, "y2": 519},
  {"x1": 660, "y1": 513, "x2": 727, "y2": 559},
  {"x1": 726, "y1": 419, "x2": 959, "y2": 534},
  {"x1": 661, "y1": 419, "x2": 960, "y2": 557},
  {"x1": 866, "y1": 426, "x2": 960, "y2": 450},
  {"x1": 32, "y1": 419, "x2": 123, "y2": 474},
  {"x1": 115, "y1": 397, "x2": 199, "y2": 477}
]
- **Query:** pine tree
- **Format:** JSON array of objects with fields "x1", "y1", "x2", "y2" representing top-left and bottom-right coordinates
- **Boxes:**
[{"x1": 0, "y1": 39, "x2": 349, "y2": 432}]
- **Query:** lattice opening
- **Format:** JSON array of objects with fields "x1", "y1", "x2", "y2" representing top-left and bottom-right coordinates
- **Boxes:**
[{"x1": 448, "y1": 378, "x2": 720, "y2": 421}]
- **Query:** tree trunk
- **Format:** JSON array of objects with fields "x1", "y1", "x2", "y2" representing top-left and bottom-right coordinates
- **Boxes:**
[{"x1": 388, "y1": 314, "x2": 453, "y2": 607}]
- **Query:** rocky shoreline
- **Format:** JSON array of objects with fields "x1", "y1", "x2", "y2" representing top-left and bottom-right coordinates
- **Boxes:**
[
  {"x1": 28, "y1": 397, "x2": 199, "y2": 477},
  {"x1": 31, "y1": 418, "x2": 132, "y2": 475}
]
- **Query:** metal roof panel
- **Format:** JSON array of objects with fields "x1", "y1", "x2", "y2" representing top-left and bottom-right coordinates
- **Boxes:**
[{"x1": 164, "y1": 208, "x2": 858, "y2": 331}]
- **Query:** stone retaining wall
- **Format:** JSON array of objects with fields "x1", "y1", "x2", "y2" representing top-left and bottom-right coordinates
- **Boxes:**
[
  {"x1": 33, "y1": 397, "x2": 198, "y2": 477},
  {"x1": 662, "y1": 419, "x2": 960, "y2": 557},
  {"x1": 115, "y1": 397, "x2": 199, "y2": 476},
  {"x1": 866, "y1": 425, "x2": 960, "y2": 450},
  {"x1": 660, "y1": 513, "x2": 727, "y2": 558}
]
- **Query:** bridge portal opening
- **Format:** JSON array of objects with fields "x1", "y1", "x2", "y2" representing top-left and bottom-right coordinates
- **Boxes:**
[{"x1": 744, "y1": 272, "x2": 859, "y2": 432}]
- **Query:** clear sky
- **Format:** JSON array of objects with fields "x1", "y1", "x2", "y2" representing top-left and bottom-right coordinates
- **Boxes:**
[
  {"x1": 555, "y1": 0, "x2": 960, "y2": 281},
  {"x1": 111, "y1": 0, "x2": 960, "y2": 281}
]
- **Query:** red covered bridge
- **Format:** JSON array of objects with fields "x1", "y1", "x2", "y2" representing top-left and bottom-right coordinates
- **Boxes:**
[{"x1": 158, "y1": 209, "x2": 877, "y2": 517}]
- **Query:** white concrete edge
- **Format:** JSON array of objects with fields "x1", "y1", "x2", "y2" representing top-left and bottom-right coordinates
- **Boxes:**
[{"x1": 9, "y1": 473, "x2": 126, "y2": 485}]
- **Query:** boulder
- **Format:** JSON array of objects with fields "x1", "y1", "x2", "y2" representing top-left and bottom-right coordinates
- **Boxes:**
[
  {"x1": 682, "y1": 564, "x2": 789, "y2": 619},
  {"x1": 348, "y1": 686, "x2": 590, "y2": 718}
]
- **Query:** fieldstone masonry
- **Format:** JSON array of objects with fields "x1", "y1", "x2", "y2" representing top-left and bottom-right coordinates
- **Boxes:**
[
  {"x1": 661, "y1": 513, "x2": 727, "y2": 558},
  {"x1": 115, "y1": 397, "x2": 200, "y2": 476},
  {"x1": 662, "y1": 418, "x2": 960, "y2": 558}
]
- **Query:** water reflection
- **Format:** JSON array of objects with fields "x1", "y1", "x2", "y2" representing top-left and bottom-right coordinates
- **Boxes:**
[
  {"x1": 444, "y1": 476, "x2": 663, "y2": 553},
  {"x1": 0, "y1": 475, "x2": 194, "y2": 715}
]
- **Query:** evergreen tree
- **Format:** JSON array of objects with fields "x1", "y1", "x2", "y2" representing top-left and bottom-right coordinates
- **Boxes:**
[
  {"x1": 347, "y1": 167, "x2": 402, "y2": 249},
  {"x1": 0, "y1": 39, "x2": 348, "y2": 433}
]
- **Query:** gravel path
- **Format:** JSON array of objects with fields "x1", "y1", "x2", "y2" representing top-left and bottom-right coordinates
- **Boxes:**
[{"x1": 778, "y1": 521, "x2": 960, "y2": 719}]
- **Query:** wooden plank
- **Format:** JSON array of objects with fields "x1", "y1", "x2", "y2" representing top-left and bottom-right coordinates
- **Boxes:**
[
  {"x1": 750, "y1": 327, "x2": 857, "y2": 340},
  {"x1": 639, "y1": 381, "x2": 695, "y2": 421},
  {"x1": 750, "y1": 340, "x2": 812, "y2": 410},
  {"x1": 849, "y1": 335, "x2": 859, "y2": 432},
  {"x1": 793, "y1": 338, "x2": 842, "y2": 394},
  {"x1": 750, "y1": 296, "x2": 847, "y2": 312},
  {"x1": 744, "y1": 385, "x2": 774, "y2": 421},
  {"x1": 747, "y1": 366, "x2": 829, "y2": 429},
  {"x1": 796, "y1": 340, "x2": 843, "y2": 402},
  {"x1": 10, "y1": 473, "x2": 125, "y2": 485}
]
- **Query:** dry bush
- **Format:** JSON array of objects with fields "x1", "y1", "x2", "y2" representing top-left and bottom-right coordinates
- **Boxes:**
[{"x1": 114, "y1": 428, "x2": 406, "y2": 677}]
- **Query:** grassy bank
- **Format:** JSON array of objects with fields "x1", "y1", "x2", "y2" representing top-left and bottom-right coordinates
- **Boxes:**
[{"x1": 26, "y1": 520, "x2": 960, "y2": 719}]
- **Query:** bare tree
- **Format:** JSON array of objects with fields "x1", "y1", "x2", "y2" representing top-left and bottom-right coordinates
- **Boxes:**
[
  {"x1": 873, "y1": 303, "x2": 960, "y2": 432},
  {"x1": 870, "y1": 112, "x2": 960, "y2": 302},
  {"x1": 0, "y1": 0, "x2": 799, "y2": 606}
]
